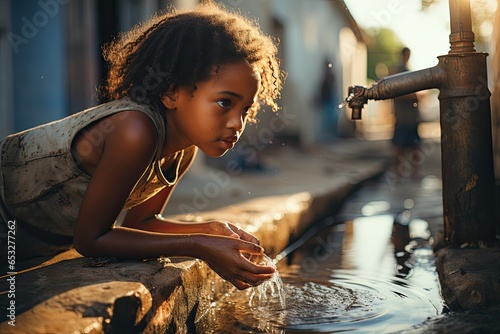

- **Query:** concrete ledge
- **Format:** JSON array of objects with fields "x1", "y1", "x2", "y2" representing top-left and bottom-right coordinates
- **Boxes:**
[{"x1": 435, "y1": 245, "x2": 500, "y2": 311}]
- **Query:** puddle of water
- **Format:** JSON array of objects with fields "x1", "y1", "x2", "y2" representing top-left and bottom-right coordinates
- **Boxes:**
[{"x1": 196, "y1": 214, "x2": 443, "y2": 333}]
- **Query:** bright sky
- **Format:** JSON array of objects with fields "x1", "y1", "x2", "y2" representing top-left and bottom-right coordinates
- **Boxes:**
[{"x1": 343, "y1": 0, "x2": 451, "y2": 71}]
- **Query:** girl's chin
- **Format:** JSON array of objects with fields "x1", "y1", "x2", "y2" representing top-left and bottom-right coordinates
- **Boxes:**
[
  {"x1": 198, "y1": 140, "x2": 237, "y2": 157},
  {"x1": 199, "y1": 147, "x2": 228, "y2": 158}
]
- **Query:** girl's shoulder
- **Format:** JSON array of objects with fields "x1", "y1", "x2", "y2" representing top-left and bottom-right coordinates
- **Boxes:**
[
  {"x1": 75, "y1": 98, "x2": 165, "y2": 163},
  {"x1": 90, "y1": 97, "x2": 166, "y2": 141},
  {"x1": 90, "y1": 97, "x2": 158, "y2": 117}
]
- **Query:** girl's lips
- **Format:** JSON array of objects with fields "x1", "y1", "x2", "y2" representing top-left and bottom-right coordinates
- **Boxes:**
[
  {"x1": 220, "y1": 135, "x2": 238, "y2": 142},
  {"x1": 218, "y1": 135, "x2": 238, "y2": 149},
  {"x1": 218, "y1": 139, "x2": 236, "y2": 150}
]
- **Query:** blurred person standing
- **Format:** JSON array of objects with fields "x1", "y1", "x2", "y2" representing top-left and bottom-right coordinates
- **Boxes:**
[
  {"x1": 315, "y1": 58, "x2": 339, "y2": 143},
  {"x1": 391, "y1": 47, "x2": 421, "y2": 176}
]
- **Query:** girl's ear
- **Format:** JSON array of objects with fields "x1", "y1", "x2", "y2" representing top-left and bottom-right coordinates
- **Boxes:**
[{"x1": 161, "y1": 86, "x2": 177, "y2": 109}]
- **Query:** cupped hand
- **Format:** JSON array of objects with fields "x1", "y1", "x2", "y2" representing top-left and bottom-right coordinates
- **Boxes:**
[
  {"x1": 197, "y1": 234, "x2": 275, "y2": 290},
  {"x1": 203, "y1": 220, "x2": 260, "y2": 245}
]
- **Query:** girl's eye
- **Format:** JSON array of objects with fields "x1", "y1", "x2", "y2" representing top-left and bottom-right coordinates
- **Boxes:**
[{"x1": 217, "y1": 99, "x2": 232, "y2": 109}]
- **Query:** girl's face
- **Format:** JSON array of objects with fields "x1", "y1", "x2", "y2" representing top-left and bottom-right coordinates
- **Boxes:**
[{"x1": 163, "y1": 60, "x2": 261, "y2": 157}]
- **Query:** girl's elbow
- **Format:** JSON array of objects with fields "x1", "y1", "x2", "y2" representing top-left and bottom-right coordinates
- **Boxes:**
[{"x1": 73, "y1": 237, "x2": 98, "y2": 258}]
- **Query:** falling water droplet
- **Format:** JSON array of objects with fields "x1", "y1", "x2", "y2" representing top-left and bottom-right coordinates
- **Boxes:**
[{"x1": 404, "y1": 198, "x2": 415, "y2": 209}]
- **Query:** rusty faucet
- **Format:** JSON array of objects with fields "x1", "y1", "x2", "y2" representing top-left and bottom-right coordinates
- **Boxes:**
[{"x1": 346, "y1": 66, "x2": 446, "y2": 120}]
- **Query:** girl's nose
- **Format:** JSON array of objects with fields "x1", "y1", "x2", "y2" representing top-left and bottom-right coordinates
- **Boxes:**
[{"x1": 227, "y1": 110, "x2": 244, "y2": 131}]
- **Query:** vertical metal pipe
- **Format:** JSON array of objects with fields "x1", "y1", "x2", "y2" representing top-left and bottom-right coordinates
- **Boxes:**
[
  {"x1": 439, "y1": 0, "x2": 497, "y2": 246},
  {"x1": 448, "y1": 0, "x2": 475, "y2": 53}
]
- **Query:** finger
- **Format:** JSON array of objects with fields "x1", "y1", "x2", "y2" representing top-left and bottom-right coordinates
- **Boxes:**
[
  {"x1": 226, "y1": 226, "x2": 244, "y2": 239},
  {"x1": 237, "y1": 239, "x2": 264, "y2": 255},
  {"x1": 237, "y1": 229, "x2": 260, "y2": 244},
  {"x1": 232, "y1": 279, "x2": 253, "y2": 290},
  {"x1": 234, "y1": 271, "x2": 274, "y2": 288},
  {"x1": 217, "y1": 273, "x2": 251, "y2": 290},
  {"x1": 204, "y1": 220, "x2": 239, "y2": 238},
  {"x1": 239, "y1": 231, "x2": 260, "y2": 245},
  {"x1": 226, "y1": 223, "x2": 260, "y2": 244},
  {"x1": 239, "y1": 253, "x2": 276, "y2": 275},
  {"x1": 239, "y1": 272, "x2": 275, "y2": 287},
  {"x1": 250, "y1": 263, "x2": 276, "y2": 275}
]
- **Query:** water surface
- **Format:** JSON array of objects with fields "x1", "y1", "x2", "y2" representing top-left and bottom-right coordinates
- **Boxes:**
[{"x1": 197, "y1": 214, "x2": 443, "y2": 333}]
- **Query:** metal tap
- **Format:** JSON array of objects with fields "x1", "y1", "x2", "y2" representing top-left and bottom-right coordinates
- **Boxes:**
[{"x1": 345, "y1": 65, "x2": 446, "y2": 120}]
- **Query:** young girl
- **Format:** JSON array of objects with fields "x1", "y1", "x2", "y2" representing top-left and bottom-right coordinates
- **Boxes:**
[{"x1": 0, "y1": 3, "x2": 283, "y2": 290}]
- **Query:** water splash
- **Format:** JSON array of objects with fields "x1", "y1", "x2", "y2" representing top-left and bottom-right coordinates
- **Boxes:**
[
  {"x1": 338, "y1": 89, "x2": 356, "y2": 109},
  {"x1": 338, "y1": 100, "x2": 348, "y2": 109},
  {"x1": 246, "y1": 254, "x2": 286, "y2": 309}
]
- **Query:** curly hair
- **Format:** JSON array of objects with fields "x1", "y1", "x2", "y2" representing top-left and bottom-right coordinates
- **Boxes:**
[{"x1": 99, "y1": 2, "x2": 284, "y2": 123}]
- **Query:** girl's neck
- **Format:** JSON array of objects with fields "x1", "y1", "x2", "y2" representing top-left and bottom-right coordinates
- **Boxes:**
[{"x1": 161, "y1": 111, "x2": 193, "y2": 158}]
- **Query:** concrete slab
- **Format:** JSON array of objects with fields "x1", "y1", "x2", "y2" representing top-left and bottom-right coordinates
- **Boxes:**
[{"x1": 436, "y1": 245, "x2": 500, "y2": 310}]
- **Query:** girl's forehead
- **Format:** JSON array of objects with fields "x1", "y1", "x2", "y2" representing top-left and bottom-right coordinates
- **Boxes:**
[
  {"x1": 200, "y1": 61, "x2": 260, "y2": 97},
  {"x1": 210, "y1": 61, "x2": 260, "y2": 81}
]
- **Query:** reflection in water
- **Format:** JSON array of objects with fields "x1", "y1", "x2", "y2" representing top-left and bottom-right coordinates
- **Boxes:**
[
  {"x1": 197, "y1": 214, "x2": 443, "y2": 333},
  {"x1": 344, "y1": 215, "x2": 395, "y2": 273},
  {"x1": 420, "y1": 175, "x2": 442, "y2": 190},
  {"x1": 392, "y1": 216, "x2": 414, "y2": 278},
  {"x1": 360, "y1": 200, "x2": 391, "y2": 216},
  {"x1": 404, "y1": 198, "x2": 415, "y2": 209}
]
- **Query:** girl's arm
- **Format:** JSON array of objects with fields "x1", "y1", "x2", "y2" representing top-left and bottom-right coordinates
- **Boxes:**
[
  {"x1": 121, "y1": 148, "x2": 260, "y2": 244},
  {"x1": 72, "y1": 111, "x2": 272, "y2": 289}
]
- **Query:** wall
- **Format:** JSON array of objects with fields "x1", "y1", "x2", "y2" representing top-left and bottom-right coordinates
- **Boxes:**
[
  {"x1": 492, "y1": 3, "x2": 500, "y2": 179},
  {"x1": 9, "y1": 0, "x2": 68, "y2": 132},
  {"x1": 0, "y1": 0, "x2": 13, "y2": 139}
]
